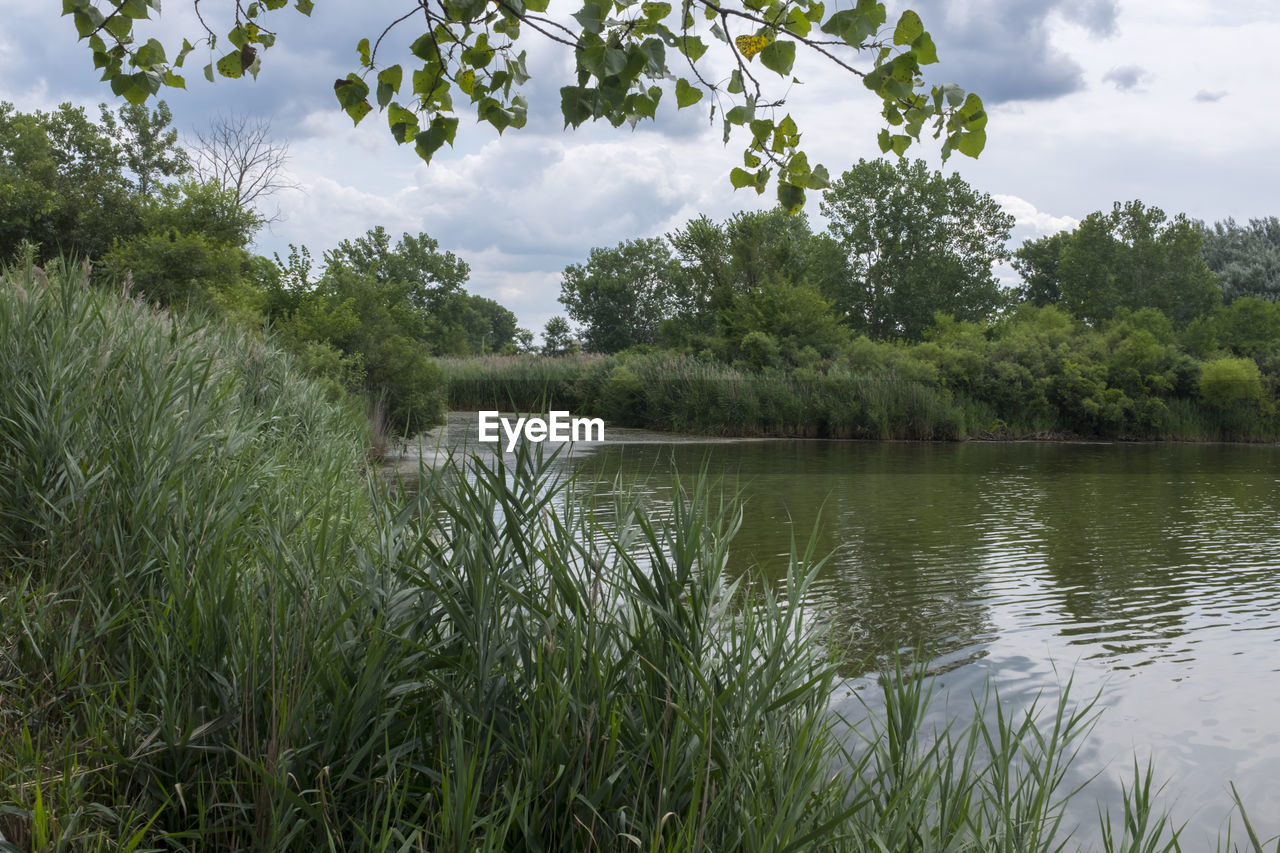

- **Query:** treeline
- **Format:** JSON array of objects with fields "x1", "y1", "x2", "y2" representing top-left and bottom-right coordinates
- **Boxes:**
[
  {"x1": 0, "y1": 100, "x2": 532, "y2": 434},
  {"x1": 517, "y1": 158, "x2": 1280, "y2": 440}
]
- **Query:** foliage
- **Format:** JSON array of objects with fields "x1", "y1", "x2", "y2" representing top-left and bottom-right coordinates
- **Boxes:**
[
  {"x1": 0, "y1": 101, "x2": 142, "y2": 261},
  {"x1": 1199, "y1": 356, "x2": 1266, "y2": 412},
  {"x1": 99, "y1": 179, "x2": 260, "y2": 311},
  {"x1": 1199, "y1": 216, "x2": 1280, "y2": 303},
  {"x1": 1027, "y1": 201, "x2": 1220, "y2": 327},
  {"x1": 1013, "y1": 230, "x2": 1070, "y2": 307},
  {"x1": 719, "y1": 278, "x2": 849, "y2": 365},
  {"x1": 446, "y1": 300, "x2": 1280, "y2": 442},
  {"x1": 820, "y1": 157, "x2": 1014, "y2": 340},
  {"x1": 559, "y1": 237, "x2": 677, "y2": 353},
  {"x1": 96, "y1": 99, "x2": 189, "y2": 197},
  {"x1": 60, "y1": 0, "x2": 988, "y2": 208},
  {"x1": 8, "y1": 264, "x2": 1280, "y2": 849},
  {"x1": 541, "y1": 315, "x2": 578, "y2": 356},
  {"x1": 268, "y1": 228, "x2": 472, "y2": 432}
]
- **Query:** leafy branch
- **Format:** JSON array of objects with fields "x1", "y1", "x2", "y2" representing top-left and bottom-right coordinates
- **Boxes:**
[{"x1": 59, "y1": 0, "x2": 988, "y2": 211}]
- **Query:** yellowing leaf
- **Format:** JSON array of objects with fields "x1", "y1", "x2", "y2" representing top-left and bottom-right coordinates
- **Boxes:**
[{"x1": 735, "y1": 34, "x2": 770, "y2": 60}]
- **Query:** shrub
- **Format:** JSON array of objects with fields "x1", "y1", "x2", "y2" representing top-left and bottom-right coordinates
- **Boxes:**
[{"x1": 1199, "y1": 356, "x2": 1265, "y2": 411}]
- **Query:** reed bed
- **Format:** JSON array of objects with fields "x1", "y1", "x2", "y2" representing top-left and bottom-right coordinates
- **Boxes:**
[
  {"x1": 440, "y1": 354, "x2": 967, "y2": 439},
  {"x1": 0, "y1": 262, "x2": 1274, "y2": 850}
]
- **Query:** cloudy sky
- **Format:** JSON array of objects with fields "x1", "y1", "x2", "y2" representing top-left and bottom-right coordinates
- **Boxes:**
[{"x1": 2, "y1": 0, "x2": 1277, "y2": 337}]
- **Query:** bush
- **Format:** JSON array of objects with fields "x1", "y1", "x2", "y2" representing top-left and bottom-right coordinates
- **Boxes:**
[{"x1": 1199, "y1": 356, "x2": 1266, "y2": 411}]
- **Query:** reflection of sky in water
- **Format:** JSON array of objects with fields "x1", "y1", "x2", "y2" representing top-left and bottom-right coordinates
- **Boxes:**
[{"x1": 412, "y1": 417, "x2": 1280, "y2": 846}]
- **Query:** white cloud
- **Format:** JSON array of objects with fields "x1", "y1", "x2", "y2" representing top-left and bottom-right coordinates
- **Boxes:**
[
  {"x1": 6, "y1": 0, "x2": 1280, "y2": 331},
  {"x1": 992, "y1": 194, "x2": 1080, "y2": 237}
]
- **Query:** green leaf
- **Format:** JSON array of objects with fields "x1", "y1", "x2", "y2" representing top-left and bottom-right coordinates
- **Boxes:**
[
  {"x1": 777, "y1": 181, "x2": 805, "y2": 213},
  {"x1": 334, "y1": 74, "x2": 372, "y2": 124},
  {"x1": 104, "y1": 12, "x2": 132, "y2": 40},
  {"x1": 215, "y1": 49, "x2": 246, "y2": 78},
  {"x1": 956, "y1": 128, "x2": 985, "y2": 157},
  {"x1": 725, "y1": 104, "x2": 752, "y2": 125},
  {"x1": 675, "y1": 35, "x2": 707, "y2": 62},
  {"x1": 295, "y1": 0, "x2": 314, "y2": 14},
  {"x1": 727, "y1": 69, "x2": 744, "y2": 94},
  {"x1": 410, "y1": 33, "x2": 440, "y2": 64},
  {"x1": 414, "y1": 115, "x2": 460, "y2": 162},
  {"x1": 462, "y1": 33, "x2": 494, "y2": 69},
  {"x1": 175, "y1": 38, "x2": 195, "y2": 67},
  {"x1": 110, "y1": 71, "x2": 158, "y2": 105},
  {"x1": 730, "y1": 167, "x2": 755, "y2": 189},
  {"x1": 163, "y1": 71, "x2": 186, "y2": 89},
  {"x1": 457, "y1": 68, "x2": 477, "y2": 96},
  {"x1": 759, "y1": 40, "x2": 795, "y2": 76},
  {"x1": 785, "y1": 8, "x2": 811, "y2": 37},
  {"x1": 911, "y1": 32, "x2": 937, "y2": 65},
  {"x1": 573, "y1": 1, "x2": 608, "y2": 34},
  {"x1": 641, "y1": 1, "x2": 671, "y2": 21},
  {"x1": 133, "y1": 38, "x2": 165, "y2": 67},
  {"x1": 376, "y1": 64, "x2": 403, "y2": 108},
  {"x1": 358, "y1": 37, "x2": 371, "y2": 67},
  {"x1": 893, "y1": 10, "x2": 923, "y2": 45},
  {"x1": 675, "y1": 77, "x2": 702, "y2": 108},
  {"x1": 560, "y1": 85, "x2": 593, "y2": 127},
  {"x1": 820, "y1": 4, "x2": 880, "y2": 45},
  {"x1": 959, "y1": 92, "x2": 987, "y2": 130},
  {"x1": 387, "y1": 103, "x2": 419, "y2": 142}
]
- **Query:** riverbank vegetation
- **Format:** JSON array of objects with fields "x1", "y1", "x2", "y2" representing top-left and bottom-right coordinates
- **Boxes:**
[
  {"x1": 472, "y1": 163, "x2": 1280, "y2": 441},
  {"x1": 0, "y1": 100, "x2": 531, "y2": 436},
  {"x1": 7, "y1": 258, "x2": 1279, "y2": 851},
  {"x1": 6, "y1": 99, "x2": 1280, "y2": 442}
]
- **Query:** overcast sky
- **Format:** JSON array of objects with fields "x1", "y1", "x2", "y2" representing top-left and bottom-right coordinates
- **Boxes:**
[{"x1": 3, "y1": 1, "x2": 1277, "y2": 337}]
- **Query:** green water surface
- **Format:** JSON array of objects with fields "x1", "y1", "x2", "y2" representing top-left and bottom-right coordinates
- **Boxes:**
[{"x1": 423, "y1": 415, "x2": 1280, "y2": 845}]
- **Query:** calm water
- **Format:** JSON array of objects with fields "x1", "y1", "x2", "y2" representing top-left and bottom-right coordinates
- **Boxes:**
[{"x1": 420, "y1": 417, "x2": 1280, "y2": 845}]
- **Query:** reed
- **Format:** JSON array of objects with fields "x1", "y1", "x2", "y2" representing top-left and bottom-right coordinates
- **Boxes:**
[{"x1": 1, "y1": 262, "x2": 1274, "y2": 850}]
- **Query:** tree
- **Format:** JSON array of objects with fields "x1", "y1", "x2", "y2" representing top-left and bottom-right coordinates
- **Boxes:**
[
  {"x1": 100, "y1": 180, "x2": 260, "y2": 311},
  {"x1": 820, "y1": 157, "x2": 1014, "y2": 340},
  {"x1": 0, "y1": 101, "x2": 142, "y2": 261},
  {"x1": 437, "y1": 292, "x2": 521, "y2": 353},
  {"x1": 98, "y1": 100, "x2": 189, "y2": 197},
  {"x1": 62, "y1": 0, "x2": 987, "y2": 210},
  {"x1": 326, "y1": 226, "x2": 470, "y2": 319},
  {"x1": 1011, "y1": 230, "x2": 1070, "y2": 307},
  {"x1": 1199, "y1": 217, "x2": 1280, "y2": 303},
  {"x1": 542, "y1": 316, "x2": 577, "y2": 356},
  {"x1": 559, "y1": 237, "x2": 677, "y2": 353},
  {"x1": 1052, "y1": 201, "x2": 1220, "y2": 326},
  {"x1": 191, "y1": 113, "x2": 298, "y2": 221},
  {"x1": 664, "y1": 207, "x2": 846, "y2": 346},
  {"x1": 719, "y1": 278, "x2": 848, "y2": 365}
]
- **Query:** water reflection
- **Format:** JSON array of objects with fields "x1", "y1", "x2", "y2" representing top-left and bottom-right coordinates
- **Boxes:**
[
  {"x1": 412, "y1": 419, "x2": 1280, "y2": 845},
  {"x1": 563, "y1": 437, "x2": 1280, "y2": 846}
]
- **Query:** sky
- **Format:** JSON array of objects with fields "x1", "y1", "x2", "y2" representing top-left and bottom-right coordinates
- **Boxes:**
[{"x1": 3, "y1": 0, "x2": 1278, "y2": 338}]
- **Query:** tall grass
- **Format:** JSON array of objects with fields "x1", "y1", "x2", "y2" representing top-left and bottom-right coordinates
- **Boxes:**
[
  {"x1": 440, "y1": 354, "x2": 966, "y2": 439},
  {"x1": 441, "y1": 352, "x2": 1280, "y2": 442},
  {"x1": 1, "y1": 262, "x2": 1275, "y2": 850}
]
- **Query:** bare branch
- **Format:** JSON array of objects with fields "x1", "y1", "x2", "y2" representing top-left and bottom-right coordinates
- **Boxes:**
[{"x1": 189, "y1": 113, "x2": 300, "y2": 224}]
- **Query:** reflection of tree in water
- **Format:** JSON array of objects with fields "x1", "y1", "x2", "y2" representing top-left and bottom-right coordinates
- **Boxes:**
[
  {"x1": 567, "y1": 439, "x2": 1280, "y2": 677},
  {"x1": 1019, "y1": 444, "x2": 1280, "y2": 667}
]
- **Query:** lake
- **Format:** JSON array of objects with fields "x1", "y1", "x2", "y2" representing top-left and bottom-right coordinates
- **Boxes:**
[{"x1": 415, "y1": 415, "x2": 1280, "y2": 847}]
